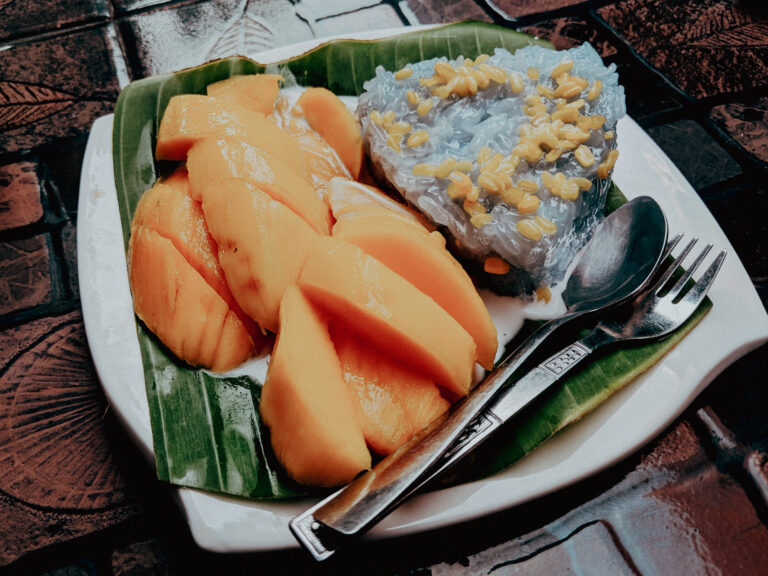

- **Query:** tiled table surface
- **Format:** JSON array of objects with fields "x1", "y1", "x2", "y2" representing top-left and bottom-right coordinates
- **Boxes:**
[{"x1": 1, "y1": 0, "x2": 767, "y2": 574}]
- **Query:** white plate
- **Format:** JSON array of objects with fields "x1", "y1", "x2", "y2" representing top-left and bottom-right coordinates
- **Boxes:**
[{"x1": 77, "y1": 29, "x2": 768, "y2": 553}]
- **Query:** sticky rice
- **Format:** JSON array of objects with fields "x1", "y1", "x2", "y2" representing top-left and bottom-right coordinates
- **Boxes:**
[{"x1": 357, "y1": 43, "x2": 626, "y2": 295}]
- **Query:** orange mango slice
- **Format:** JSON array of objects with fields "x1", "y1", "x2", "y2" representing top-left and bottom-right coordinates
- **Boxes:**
[
  {"x1": 296, "y1": 87, "x2": 364, "y2": 179},
  {"x1": 128, "y1": 226, "x2": 255, "y2": 372},
  {"x1": 131, "y1": 168, "x2": 269, "y2": 353},
  {"x1": 260, "y1": 285, "x2": 371, "y2": 487},
  {"x1": 186, "y1": 136, "x2": 331, "y2": 235},
  {"x1": 200, "y1": 177, "x2": 318, "y2": 334},
  {"x1": 328, "y1": 179, "x2": 498, "y2": 370},
  {"x1": 155, "y1": 94, "x2": 307, "y2": 178},
  {"x1": 332, "y1": 326, "x2": 449, "y2": 456},
  {"x1": 298, "y1": 236, "x2": 476, "y2": 399},
  {"x1": 205, "y1": 74, "x2": 283, "y2": 114}
]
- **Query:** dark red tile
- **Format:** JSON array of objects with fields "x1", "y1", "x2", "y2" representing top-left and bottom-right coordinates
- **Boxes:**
[
  {"x1": 0, "y1": 0, "x2": 109, "y2": 42},
  {"x1": 491, "y1": 0, "x2": 586, "y2": 19},
  {"x1": 698, "y1": 346, "x2": 768, "y2": 452},
  {"x1": 710, "y1": 96, "x2": 768, "y2": 166},
  {"x1": 522, "y1": 16, "x2": 619, "y2": 57},
  {"x1": 403, "y1": 0, "x2": 492, "y2": 24},
  {"x1": 61, "y1": 222, "x2": 79, "y2": 300},
  {"x1": 599, "y1": 0, "x2": 768, "y2": 99},
  {"x1": 0, "y1": 26, "x2": 123, "y2": 155},
  {"x1": 0, "y1": 311, "x2": 142, "y2": 565},
  {"x1": 112, "y1": 539, "x2": 169, "y2": 576},
  {"x1": 0, "y1": 161, "x2": 44, "y2": 231},
  {"x1": 696, "y1": 183, "x2": 767, "y2": 304},
  {"x1": 0, "y1": 234, "x2": 54, "y2": 316},
  {"x1": 645, "y1": 119, "x2": 742, "y2": 189},
  {"x1": 520, "y1": 16, "x2": 682, "y2": 121}
]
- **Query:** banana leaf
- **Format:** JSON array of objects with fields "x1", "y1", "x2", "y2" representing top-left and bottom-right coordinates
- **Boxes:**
[{"x1": 112, "y1": 21, "x2": 710, "y2": 500}]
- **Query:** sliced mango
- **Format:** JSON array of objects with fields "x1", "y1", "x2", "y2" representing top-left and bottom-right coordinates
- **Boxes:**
[
  {"x1": 128, "y1": 226, "x2": 255, "y2": 372},
  {"x1": 332, "y1": 325, "x2": 449, "y2": 456},
  {"x1": 328, "y1": 178, "x2": 498, "y2": 370},
  {"x1": 155, "y1": 94, "x2": 307, "y2": 178},
  {"x1": 205, "y1": 74, "x2": 283, "y2": 114},
  {"x1": 260, "y1": 285, "x2": 371, "y2": 487},
  {"x1": 200, "y1": 177, "x2": 318, "y2": 334},
  {"x1": 186, "y1": 136, "x2": 331, "y2": 235},
  {"x1": 296, "y1": 87, "x2": 364, "y2": 179},
  {"x1": 290, "y1": 127, "x2": 350, "y2": 193},
  {"x1": 131, "y1": 168, "x2": 268, "y2": 351},
  {"x1": 298, "y1": 236, "x2": 476, "y2": 399},
  {"x1": 325, "y1": 177, "x2": 435, "y2": 231}
]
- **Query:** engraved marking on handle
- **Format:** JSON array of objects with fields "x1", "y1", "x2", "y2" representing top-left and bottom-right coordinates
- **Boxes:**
[
  {"x1": 541, "y1": 342, "x2": 589, "y2": 376},
  {"x1": 438, "y1": 410, "x2": 502, "y2": 465},
  {"x1": 290, "y1": 513, "x2": 334, "y2": 561}
]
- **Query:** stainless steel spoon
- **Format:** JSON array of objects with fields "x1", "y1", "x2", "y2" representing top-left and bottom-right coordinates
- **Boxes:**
[{"x1": 291, "y1": 195, "x2": 669, "y2": 561}]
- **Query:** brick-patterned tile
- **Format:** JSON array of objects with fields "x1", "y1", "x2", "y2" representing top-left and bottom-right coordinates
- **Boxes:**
[
  {"x1": 0, "y1": 311, "x2": 142, "y2": 566},
  {"x1": 0, "y1": 235, "x2": 54, "y2": 316},
  {"x1": 312, "y1": 5, "x2": 404, "y2": 38},
  {"x1": 0, "y1": 161, "x2": 44, "y2": 231},
  {"x1": 645, "y1": 119, "x2": 742, "y2": 189},
  {"x1": 521, "y1": 16, "x2": 683, "y2": 121},
  {"x1": 112, "y1": 539, "x2": 169, "y2": 576},
  {"x1": 710, "y1": 95, "x2": 768, "y2": 165},
  {"x1": 599, "y1": 0, "x2": 768, "y2": 99},
  {"x1": 403, "y1": 0, "x2": 492, "y2": 24},
  {"x1": 0, "y1": 0, "x2": 110, "y2": 42},
  {"x1": 119, "y1": 0, "x2": 316, "y2": 77},
  {"x1": 431, "y1": 521, "x2": 637, "y2": 575},
  {"x1": 0, "y1": 26, "x2": 122, "y2": 155},
  {"x1": 491, "y1": 0, "x2": 587, "y2": 19},
  {"x1": 696, "y1": 185, "x2": 767, "y2": 306},
  {"x1": 61, "y1": 222, "x2": 79, "y2": 300},
  {"x1": 522, "y1": 16, "x2": 619, "y2": 57}
]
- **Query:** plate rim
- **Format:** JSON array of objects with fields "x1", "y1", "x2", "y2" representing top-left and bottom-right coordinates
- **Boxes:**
[{"x1": 77, "y1": 28, "x2": 768, "y2": 553}]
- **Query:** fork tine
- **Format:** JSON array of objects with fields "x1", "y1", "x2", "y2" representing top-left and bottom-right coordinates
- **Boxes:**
[
  {"x1": 664, "y1": 232, "x2": 684, "y2": 259},
  {"x1": 681, "y1": 249, "x2": 726, "y2": 309},
  {"x1": 667, "y1": 243, "x2": 712, "y2": 301},
  {"x1": 652, "y1": 237, "x2": 697, "y2": 294}
]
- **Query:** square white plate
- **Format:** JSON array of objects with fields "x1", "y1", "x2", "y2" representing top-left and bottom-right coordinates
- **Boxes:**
[{"x1": 77, "y1": 29, "x2": 768, "y2": 553}]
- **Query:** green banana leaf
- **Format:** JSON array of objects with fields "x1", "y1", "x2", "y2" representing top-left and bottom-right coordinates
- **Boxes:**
[{"x1": 112, "y1": 21, "x2": 710, "y2": 500}]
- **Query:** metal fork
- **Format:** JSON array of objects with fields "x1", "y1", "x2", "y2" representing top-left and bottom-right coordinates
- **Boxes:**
[
  {"x1": 413, "y1": 235, "x2": 726, "y2": 486},
  {"x1": 291, "y1": 236, "x2": 726, "y2": 561}
]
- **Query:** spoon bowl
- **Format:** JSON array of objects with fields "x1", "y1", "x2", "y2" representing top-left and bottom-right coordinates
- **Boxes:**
[{"x1": 565, "y1": 196, "x2": 669, "y2": 314}]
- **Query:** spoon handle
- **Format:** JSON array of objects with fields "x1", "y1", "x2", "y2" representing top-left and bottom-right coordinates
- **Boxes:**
[
  {"x1": 411, "y1": 328, "x2": 615, "y2": 490},
  {"x1": 290, "y1": 313, "x2": 575, "y2": 561}
]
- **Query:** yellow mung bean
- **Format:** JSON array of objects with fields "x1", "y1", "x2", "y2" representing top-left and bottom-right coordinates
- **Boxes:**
[
  {"x1": 587, "y1": 79, "x2": 603, "y2": 100},
  {"x1": 417, "y1": 99, "x2": 434, "y2": 116},
  {"x1": 551, "y1": 60, "x2": 574, "y2": 79},
  {"x1": 436, "y1": 157, "x2": 457, "y2": 179},
  {"x1": 517, "y1": 219, "x2": 542, "y2": 241},
  {"x1": 574, "y1": 144, "x2": 595, "y2": 168},
  {"x1": 407, "y1": 130, "x2": 429, "y2": 148},
  {"x1": 517, "y1": 193, "x2": 540, "y2": 214},
  {"x1": 395, "y1": 67, "x2": 413, "y2": 80},
  {"x1": 535, "y1": 216, "x2": 557, "y2": 234}
]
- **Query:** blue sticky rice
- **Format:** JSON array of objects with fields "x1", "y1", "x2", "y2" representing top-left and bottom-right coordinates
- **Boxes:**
[{"x1": 358, "y1": 43, "x2": 626, "y2": 295}]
